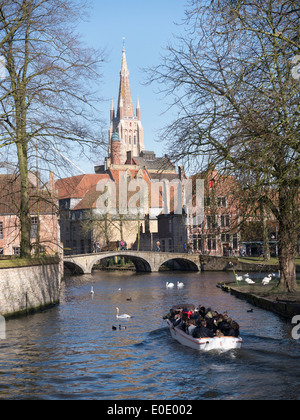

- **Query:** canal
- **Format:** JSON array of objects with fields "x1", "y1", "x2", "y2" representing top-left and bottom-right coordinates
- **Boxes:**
[{"x1": 0, "y1": 271, "x2": 300, "y2": 400}]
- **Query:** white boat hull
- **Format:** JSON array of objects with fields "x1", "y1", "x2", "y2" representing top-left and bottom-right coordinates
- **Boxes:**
[{"x1": 166, "y1": 320, "x2": 242, "y2": 352}]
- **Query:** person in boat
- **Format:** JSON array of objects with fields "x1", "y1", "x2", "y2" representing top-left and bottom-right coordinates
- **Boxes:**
[
  {"x1": 215, "y1": 329, "x2": 224, "y2": 338},
  {"x1": 231, "y1": 321, "x2": 240, "y2": 338},
  {"x1": 221, "y1": 317, "x2": 239, "y2": 337},
  {"x1": 173, "y1": 312, "x2": 183, "y2": 327},
  {"x1": 182, "y1": 308, "x2": 194, "y2": 319},
  {"x1": 187, "y1": 318, "x2": 196, "y2": 336},
  {"x1": 192, "y1": 319, "x2": 214, "y2": 339},
  {"x1": 198, "y1": 306, "x2": 206, "y2": 318}
]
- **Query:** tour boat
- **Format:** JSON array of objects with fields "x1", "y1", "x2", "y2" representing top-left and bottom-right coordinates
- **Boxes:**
[{"x1": 166, "y1": 319, "x2": 243, "y2": 352}]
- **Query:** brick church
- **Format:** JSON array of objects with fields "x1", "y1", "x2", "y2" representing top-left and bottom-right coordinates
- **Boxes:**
[{"x1": 57, "y1": 47, "x2": 186, "y2": 254}]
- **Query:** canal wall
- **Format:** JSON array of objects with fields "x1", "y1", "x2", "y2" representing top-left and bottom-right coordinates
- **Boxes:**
[
  {"x1": 0, "y1": 261, "x2": 62, "y2": 318},
  {"x1": 200, "y1": 256, "x2": 281, "y2": 273},
  {"x1": 221, "y1": 284, "x2": 300, "y2": 319}
]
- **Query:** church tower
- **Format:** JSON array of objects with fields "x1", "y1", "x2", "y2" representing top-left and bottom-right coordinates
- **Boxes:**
[{"x1": 109, "y1": 47, "x2": 145, "y2": 165}]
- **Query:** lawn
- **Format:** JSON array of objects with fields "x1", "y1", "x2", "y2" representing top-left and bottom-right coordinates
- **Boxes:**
[
  {"x1": 239, "y1": 256, "x2": 300, "y2": 267},
  {"x1": 0, "y1": 256, "x2": 60, "y2": 269}
]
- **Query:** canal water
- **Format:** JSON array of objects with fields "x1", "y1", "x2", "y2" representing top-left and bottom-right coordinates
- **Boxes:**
[{"x1": 0, "y1": 271, "x2": 300, "y2": 400}]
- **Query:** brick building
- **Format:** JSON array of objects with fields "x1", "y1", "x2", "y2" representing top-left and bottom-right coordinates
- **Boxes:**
[
  {"x1": 0, "y1": 172, "x2": 60, "y2": 256},
  {"x1": 57, "y1": 47, "x2": 185, "y2": 255},
  {"x1": 189, "y1": 170, "x2": 241, "y2": 256}
]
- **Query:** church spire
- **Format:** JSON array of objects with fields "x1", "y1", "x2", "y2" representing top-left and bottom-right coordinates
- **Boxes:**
[
  {"x1": 117, "y1": 47, "x2": 134, "y2": 118},
  {"x1": 109, "y1": 46, "x2": 145, "y2": 165}
]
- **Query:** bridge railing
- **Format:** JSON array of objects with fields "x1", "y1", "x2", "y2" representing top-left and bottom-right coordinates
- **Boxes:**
[{"x1": 63, "y1": 245, "x2": 194, "y2": 257}]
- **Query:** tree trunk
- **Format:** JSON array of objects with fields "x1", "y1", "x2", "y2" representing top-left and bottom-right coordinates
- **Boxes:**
[
  {"x1": 260, "y1": 203, "x2": 271, "y2": 261},
  {"x1": 17, "y1": 142, "x2": 32, "y2": 258},
  {"x1": 276, "y1": 187, "x2": 298, "y2": 293}
]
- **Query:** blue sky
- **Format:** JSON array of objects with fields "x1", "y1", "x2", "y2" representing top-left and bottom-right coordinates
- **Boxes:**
[{"x1": 76, "y1": 0, "x2": 188, "y2": 173}]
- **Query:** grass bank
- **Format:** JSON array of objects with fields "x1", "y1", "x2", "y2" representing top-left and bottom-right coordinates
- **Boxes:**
[
  {"x1": 0, "y1": 255, "x2": 60, "y2": 269},
  {"x1": 238, "y1": 256, "x2": 300, "y2": 270}
]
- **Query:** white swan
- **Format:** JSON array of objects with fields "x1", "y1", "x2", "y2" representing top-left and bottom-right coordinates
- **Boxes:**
[
  {"x1": 245, "y1": 278, "x2": 255, "y2": 285},
  {"x1": 177, "y1": 281, "x2": 184, "y2": 288},
  {"x1": 236, "y1": 276, "x2": 243, "y2": 282},
  {"x1": 90, "y1": 286, "x2": 95, "y2": 295},
  {"x1": 166, "y1": 282, "x2": 175, "y2": 289},
  {"x1": 116, "y1": 307, "x2": 132, "y2": 319},
  {"x1": 262, "y1": 274, "x2": 273, "y2": 285}
]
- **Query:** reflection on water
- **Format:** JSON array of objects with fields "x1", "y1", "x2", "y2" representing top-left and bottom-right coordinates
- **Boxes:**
[{"x1": 0, "y1": 270, "x2": 300, "y2": 400}]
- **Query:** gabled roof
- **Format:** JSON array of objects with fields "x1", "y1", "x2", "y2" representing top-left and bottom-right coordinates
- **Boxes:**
[
  {"x1": 55, "y1": 174, "x2": 110, "y2": 200},
  {"x1": 0, "y1": 174, "x2": 57, "y2": 215},
  {"x1": 134, "y1": 155, "x2": 176, "y2": 173},
  {"x1": 68, "y1": 168, "x2": 153, "y2": 211}
]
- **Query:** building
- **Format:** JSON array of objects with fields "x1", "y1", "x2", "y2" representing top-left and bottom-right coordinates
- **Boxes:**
[
  {"x1": 189, "y1": 170, "x2": 240, "y2": 256},
  {"x1": 0, "y1": 172, "x2": 60, "y2": 256},
  {"x1": 108, "y1": 47, "x2": 145, "y2": 164},
  {"x1": 57, "y1": 47, "x2": 186, "y2": 255}
]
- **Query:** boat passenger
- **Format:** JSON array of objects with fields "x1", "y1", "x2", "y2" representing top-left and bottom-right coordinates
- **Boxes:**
[
  {"x1": 173, "y1": 313, "x2": 183, "y2": 327},
  {"x1": 192, "y1": 320, "x2": 214, "y2": 339},
  {"x1": 221, "y1": 318, "x2": 236, "y2": 337},
  {"x1": 198, "y1": 306, "x2": 206, "y2": 318},
  {"x1": 187, "y1": 319, "x2": 196, "y2": 336},
  {"x1": 206, "y1": 308, "x2": 213, "y2": 319},
  {"x1": 231, "y1": 321, "x2": 240, "y2": 338},
  {"x1": 182, "y1": 309, "x2": 194, "y2": 319}
]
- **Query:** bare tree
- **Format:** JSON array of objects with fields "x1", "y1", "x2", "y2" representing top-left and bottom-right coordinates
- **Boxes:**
[
  {"x1": 148, "y1": 0, "x2": 300, "y2": 292},
  {"x1": 0, "y1": 0, "x2": 106, "y2": 257}
]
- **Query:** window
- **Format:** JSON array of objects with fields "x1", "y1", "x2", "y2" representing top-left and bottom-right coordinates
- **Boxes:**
[
  {"x1": 233, "y1": 234, "x2": 238, "y2": 250},
  {"x1": 221, "y1": 234, "x2": 231, "y2": 242},
  {"x1": 210, "y1": 179, "x2": 215, "y2": 189},
  {"x1": 193, "y1": 234, "x2": 202, "y2": 252},
  {"x1": 207, "y1": 235, "x2": 216, "y2": 251},
  {"x1": 0, "y1": 248, "x2": 3, "y2": 255},
  {"x1": 0, "y1": 222, "x2": 3, "y2": 240},
  {"x1": 168, "y1": 219, "x2": 172, "y2": 233},
  {"x1": 13, "y1": 247, "x2": 21, "y2": 256},
  {"x1": 217, "y1": 197, "x2": 227, "y2": 207},
  {"x1": 221, "y1": 215, "x2": 230, "y2": 228},
  {"x1": 207, "y1": 215, "x2": 217, "y2": 228},
  {"x1": 31, "y1": 217, "x2": 38, "y2": 239}
]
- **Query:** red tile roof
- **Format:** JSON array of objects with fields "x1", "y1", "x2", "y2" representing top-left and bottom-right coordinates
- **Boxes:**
[
  {"x1": 55, "y1": 174, "x2": 111, "y2": 200},
  {"x1": 0, "y1": 174, "x2": 57, "y2": 214}
]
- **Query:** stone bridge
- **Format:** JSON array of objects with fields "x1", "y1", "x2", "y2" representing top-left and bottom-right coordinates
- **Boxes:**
[{"x1": 63, "y1": 251, "x2": 201, "y2": 274}]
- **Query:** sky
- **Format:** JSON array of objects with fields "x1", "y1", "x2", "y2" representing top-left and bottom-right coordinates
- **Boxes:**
[{"x1": 75, "y1": 0, "x2": 188, "y2": 174}]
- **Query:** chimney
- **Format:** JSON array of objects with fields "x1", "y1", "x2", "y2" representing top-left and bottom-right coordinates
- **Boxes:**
[
  {"x1": 178, "y1": 166, "x2": 186, "y2": 182},
  {"x1": 49, "y1": 171, "x2": 55, "y2": 194}
]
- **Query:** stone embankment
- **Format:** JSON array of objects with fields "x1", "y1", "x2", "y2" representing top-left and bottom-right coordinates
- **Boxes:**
[
  {"x1": 0, "y1": 258, "x2": 63, "y2": 318},
  {"x1": 221, "y1": 283, "x2": 300, "y2": 320}
]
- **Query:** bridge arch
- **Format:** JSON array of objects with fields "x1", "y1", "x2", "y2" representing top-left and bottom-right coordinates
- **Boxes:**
[
  {"x1": 159, "y1": 257, "x2": 200, "y2": 272},
  {"x1": 64, "y1": 261, "x2": 86, "y2": 275},
  {"x1": 88, "y1": 253, "x2": 153, "y2": 273}
]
